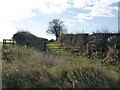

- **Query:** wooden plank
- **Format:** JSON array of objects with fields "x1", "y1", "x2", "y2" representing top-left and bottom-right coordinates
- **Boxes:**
[{"x1": 3, "y1": 39, "x2": 15, "y2": 47}]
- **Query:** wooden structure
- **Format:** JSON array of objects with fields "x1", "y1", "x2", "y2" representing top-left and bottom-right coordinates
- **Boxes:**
[{"x1": 3, "y1": 39, "x2": 15, "y2": 47}]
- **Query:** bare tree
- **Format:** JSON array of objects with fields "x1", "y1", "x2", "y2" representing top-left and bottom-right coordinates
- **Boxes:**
[{"x1": 46, "y1": 19, "x2": 67, "y2": 40}]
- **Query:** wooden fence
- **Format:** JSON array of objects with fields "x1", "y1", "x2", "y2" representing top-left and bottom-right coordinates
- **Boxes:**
[{"x1": 3, "y1": 39, "x2": 15, "y2": 47}]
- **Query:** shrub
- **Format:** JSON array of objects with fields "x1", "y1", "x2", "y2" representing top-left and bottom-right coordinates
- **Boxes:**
[
  {"x1": 103, "y1": 47, "x2": 120, "y2": 65},
  {"x1": 12, "y1": 31, "x2": 48, "y2": 51},
  {"x1": 2, "y1": 46, "x2": 32, "y2": 62}
]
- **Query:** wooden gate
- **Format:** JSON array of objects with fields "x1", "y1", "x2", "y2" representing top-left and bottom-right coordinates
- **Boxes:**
[{"x1": 3, "y1": 39, "x2": 15, "y2": 47}]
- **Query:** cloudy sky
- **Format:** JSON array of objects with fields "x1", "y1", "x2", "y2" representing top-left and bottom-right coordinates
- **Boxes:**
[{"x1": 0, "y1": 0, "x2": 119, "y2": 41}]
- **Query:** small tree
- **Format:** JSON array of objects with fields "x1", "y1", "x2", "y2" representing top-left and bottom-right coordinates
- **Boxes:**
[{"x1": 46, "y1": 19, "x2": 67, "y2": 40}]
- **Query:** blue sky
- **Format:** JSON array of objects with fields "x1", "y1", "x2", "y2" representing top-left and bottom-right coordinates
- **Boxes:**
[{"x1": 0, "y1": 0, "x2": 119, "y2": 41}]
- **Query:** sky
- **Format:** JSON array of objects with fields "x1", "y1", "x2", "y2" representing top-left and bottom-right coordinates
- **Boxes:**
[{"x1": 0, "y1": 0, "x2": 119, "y2": 41}]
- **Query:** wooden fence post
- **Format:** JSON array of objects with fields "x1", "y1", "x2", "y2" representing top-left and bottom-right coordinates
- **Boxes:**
[{"x1": 2, "y1": 39, "x2": 15, "y2": 48}]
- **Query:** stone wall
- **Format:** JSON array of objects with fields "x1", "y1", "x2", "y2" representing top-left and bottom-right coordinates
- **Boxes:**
[{"x1": 57, "y1": 33, "x2": 120, "y2": 53}]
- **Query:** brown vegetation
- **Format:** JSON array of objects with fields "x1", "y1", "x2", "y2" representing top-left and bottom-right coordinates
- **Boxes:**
[{"x1": 2, "y1": 46, "x2": 119, "y2": 88}]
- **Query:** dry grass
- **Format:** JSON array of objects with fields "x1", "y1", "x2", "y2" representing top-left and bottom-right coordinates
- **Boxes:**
[{"x1": 2, "y1": 46, "x2": 119, "y2": 88}]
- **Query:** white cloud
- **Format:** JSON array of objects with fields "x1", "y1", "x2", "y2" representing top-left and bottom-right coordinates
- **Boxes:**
[
  {"x1": 67, "y1": 10, "x2": 76, "y2": 14},
  {"x1": 0, "y1": 0, "x2": 118, "y2": 41},
  {"x1": 72, "y1": 0, "x2": 119, "y2": 22},
  {"x1": 88, "y1": 0, "x2": 118, "y2": 17},
  {"x1": 35, "y1": 0, "x2": 71, "y2": 14},
  {"x1": 0, "y1": 0, "x2": 118, "y2": 22},
  {"x1": 64, "y1": 19, "x2": 76, "y2": 27},
  {"x1": 0, "y1": 0, "x2": 35, "y2": 21},
  {"x1": 0, "y1": 0, "x2": 71, "y2": 41},
  {"x1": 0, "y1": 21, "x2": 16, "y2": 41},
  {"x1": 72, "y1": 0, "x2": 97, "y2": 9},
  {"x1": 73, "y1": 13, "x2": 93, "y2": 22},
  {"x1": 0, "y1": 0, "x2": 71, "y2": 22}
]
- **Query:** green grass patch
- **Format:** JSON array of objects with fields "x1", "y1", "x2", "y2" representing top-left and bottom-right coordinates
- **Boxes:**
[
  {"x1": 2, "y1": 45, "x2": 33, "y2": 62},
  {"x1": 47, "y1": 43, "x2": 71, "y2": 57},
  {"x1": 47, "y1": 43, "x2": 92, "y2": 64},
  {"x1": 47, "y1": 43, "x2": 119, "y2": 73},
  {"x1": 47, "y1": 43, "x2": 58, "y2": 49}
]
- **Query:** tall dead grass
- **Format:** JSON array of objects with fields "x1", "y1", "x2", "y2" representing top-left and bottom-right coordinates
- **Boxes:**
[{"x1": 2, "y1": 46, "x2": 119, "y2": 88}]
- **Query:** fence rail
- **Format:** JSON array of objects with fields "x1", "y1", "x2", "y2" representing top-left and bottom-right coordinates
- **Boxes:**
[{"x1": 3, "y1": 39, "x2": 15, "y2": 47}]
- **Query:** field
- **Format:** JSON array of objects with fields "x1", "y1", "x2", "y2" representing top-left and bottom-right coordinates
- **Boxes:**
[{"x1": 1, "y1": 42, "x2": 119, "y2": 88}]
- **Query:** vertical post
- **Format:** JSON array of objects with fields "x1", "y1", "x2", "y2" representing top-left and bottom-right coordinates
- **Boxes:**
[
  {"x1": 3, "y1": 39, "x2": 4, "y2": 47},
  {"x1": 43, "y1": 42, "x2": 46, "y2": 52},
  {"x1": 13, "y1": 40, "x2": 14, "y2": 46},
  {"x1": 3, "y1": 39, "x2": 6, "y2": 47},
  {"x1": 87, "y1": 43, "x2": 92, "y2": 57},
  {"x1": 10, "y1": 39, "x2": 11, "y2": 46},
  {"x1": 4, "y1": 40, "x2": 6, "y2": 46},
  {"x1": 114, "y1": 44, "x2": 116, "y2": 50}
]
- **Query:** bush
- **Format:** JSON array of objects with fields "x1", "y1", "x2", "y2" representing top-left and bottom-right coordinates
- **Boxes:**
[
  {"x1": 103, "y1": 47, "x2": 120, "y2": 65},
  {"x1": 12, "y1": 31, "x2": 48, "y2": 51},
  {"x1": 2, "y1": 46, "x2": 32, "y2": 62}
]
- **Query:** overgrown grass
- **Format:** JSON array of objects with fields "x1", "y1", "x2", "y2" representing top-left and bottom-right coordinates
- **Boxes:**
[
  {"x1": 2, "y1": 45, "x2": 119, "y2": 88},
  {"x1": 47, "y1": 43, "x2": 119, "y2": 72},
  {"x1": 47, "y1": 43, "x2": 72, "y2": 59},
  {"x1": 2, "y1": 46, "x2": 32, "y2": 62},
  {"x1": 47, "y1": 42, "x2": 119, "y2": 87}
]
